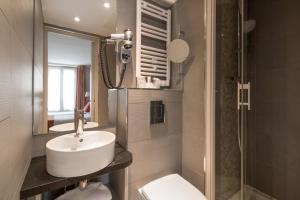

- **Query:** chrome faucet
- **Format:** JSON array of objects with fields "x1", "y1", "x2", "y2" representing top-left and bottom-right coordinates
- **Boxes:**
[{"x1": 74, "y1": 109, "x2": 85, "y2": 137}]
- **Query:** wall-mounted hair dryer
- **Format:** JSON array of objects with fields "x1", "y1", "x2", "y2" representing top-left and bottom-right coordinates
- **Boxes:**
[{"x1": 100, "y1": 29, "x2": 133, "y2": 89}]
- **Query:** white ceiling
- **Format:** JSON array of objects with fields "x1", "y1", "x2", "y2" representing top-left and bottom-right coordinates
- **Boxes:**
[
  {"x1": 48, "y1": 32, "x2": 92, "y2": 66},
  {"x1": 41, "y1": 0, "x2": 117, "y2": 36}
]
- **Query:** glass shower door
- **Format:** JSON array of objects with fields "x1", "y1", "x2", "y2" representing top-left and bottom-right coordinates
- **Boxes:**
[
  {"x1": 214, "y1": 0, "x2": 250, "y2": 199},
  {"x1": 242, "y1": 0, "x2": 300, "y2": 199},
  {"x1": 214, "y1": 0, "x2": 242, "y2": 199},
  {"x1": 215, "y1": 0, "x2": 300, "y2": 199}
]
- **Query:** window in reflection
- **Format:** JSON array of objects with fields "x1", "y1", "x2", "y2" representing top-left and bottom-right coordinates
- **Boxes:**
[
  {"x1": 63, "y1": 68, "x2": 76, "y2": 111},
  {"x1": 48, "y1": 67, "x2": 61, "y2": 112},
  {"x1": 48, "y1": 66, "x2": 77, "y2": 112}
]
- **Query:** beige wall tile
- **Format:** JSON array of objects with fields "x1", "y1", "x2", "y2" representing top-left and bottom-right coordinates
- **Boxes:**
[
  {"x1": 127, "y1": 90, "x2": 182, "y2": 143},
  {"x1": 0, "y1": 119, "x2": 13, "y2": 198},
  {"x1": 128, "y1": 89, "x2": 182, "y2": 104},
  {"x1": 116, "y1": 89, "x2": 128, "y2": 148},
  {"x1": 128, "y1": 89, "x2": 151, "y2": 104},
  {"x1": 126, "y1": 89, "x2": 183, "y2": 199},
  {"x1": 0, "y1": 10, "x2": 12, "y2": 122},
  {"x1": 182, "y1": 135, "x2": 205, "y2": 173},
  {"x1": 108, "y1": 89, "x2": 118, "y2": 125},
  {"x1": 0, "y1": 0, "x2": 33, "y2": 56},
  {"x1": 32, "y1": 135, "x2": 47, "y2": 157},
  {"x1": 175, "y1": 0, "x2": 206, "y2": 190},
  {"x1": 182, "y1": 166, "x2": 205, "y2": 192},
  {"x1": 0, "y1": 0, "x2": 35, "y2": 198},
  {"x1": 128, "y1": 134, "x2": 181, "y2": 183},
  {"x1": 128, "y1": 102, "x2": 150, "y2": 142},
  {"x1": 166, "y1": 102, "x2": 182, "y2": 135},
  {"x1": 127, "y1": 102, "x2": 181, "y2": 143},
  {"x1": 150, "y1": 90, "x2": 182, "y2": 103}
]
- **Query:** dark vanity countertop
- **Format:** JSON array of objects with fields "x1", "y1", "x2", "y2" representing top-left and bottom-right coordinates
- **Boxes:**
[{"x1": 20, "y1": 144, "x2": 132, "y2": 199}]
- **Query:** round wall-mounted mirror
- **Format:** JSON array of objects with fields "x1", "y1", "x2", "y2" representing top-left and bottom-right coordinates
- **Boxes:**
[{"x1": 167, "y1": 39, "x2": 190, "y2": 63}]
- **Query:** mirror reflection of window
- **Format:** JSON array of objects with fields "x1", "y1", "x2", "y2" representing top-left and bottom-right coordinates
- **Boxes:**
[
  {"x1": 63, "y1": 68, "x2": 76, "y2": 111},
  {"x1": 47, "y1": 31, "x2": 93, "y2": 129},
  {"x1": 48, "y1": 67, "x2": 61, "y2": 112},
  {"x1": 48, "y1": 66, "x2": 76, "y2": 112}
]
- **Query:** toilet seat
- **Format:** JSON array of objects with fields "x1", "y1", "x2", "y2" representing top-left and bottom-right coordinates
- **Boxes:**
[{"x1": 138, "y1": 174, "x2": 206, "y2": 200}]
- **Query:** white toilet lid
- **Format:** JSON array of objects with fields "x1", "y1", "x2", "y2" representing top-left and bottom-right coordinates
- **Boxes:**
[{"x1": 139, "y1": 174, "x2": 206, "y2": 200}]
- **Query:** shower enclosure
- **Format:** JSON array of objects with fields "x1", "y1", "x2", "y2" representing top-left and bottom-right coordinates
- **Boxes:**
[{"x1": 213, "y1": 0, "x2": 300, "y2": 199}]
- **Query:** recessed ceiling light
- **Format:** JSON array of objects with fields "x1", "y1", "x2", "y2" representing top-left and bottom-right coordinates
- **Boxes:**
[
  {"x1": 104, "y1": 2, "x2": 110, "y2": 8},
  {"x1": 74, "y1": 16, "x2": 80, "y2": 22}
]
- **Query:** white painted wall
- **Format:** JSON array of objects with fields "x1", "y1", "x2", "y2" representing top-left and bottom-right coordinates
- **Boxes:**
[{"x1": 48, "y1": 32, "x2": 92, "y2": 66}]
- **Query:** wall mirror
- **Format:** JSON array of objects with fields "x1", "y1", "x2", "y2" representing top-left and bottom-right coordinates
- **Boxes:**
[{"x1": 33, "y1": 0, "x2": 117, "y2": 135}]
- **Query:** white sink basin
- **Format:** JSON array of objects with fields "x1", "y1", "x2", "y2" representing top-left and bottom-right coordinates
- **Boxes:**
[
  {"x1": 49, "y1": 122, "x2": 99, "y2": 132},
  {"x1": 46, "y1": 131, "x2": 115, "y2": 178}
]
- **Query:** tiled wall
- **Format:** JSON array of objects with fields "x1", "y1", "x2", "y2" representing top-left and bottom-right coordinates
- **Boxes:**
[
  {"x1": 0, "y1": 0, "x2": 34, "y2": 199},
  {"x1": 173, "y1": 0, "x2": 206, "y2": 192},
  {"x1": 123, "y1": 89, "x2": 182, "y2": 200},
  {"x1": 246, "y1": 0, "x2": 300, "y2": 199}
]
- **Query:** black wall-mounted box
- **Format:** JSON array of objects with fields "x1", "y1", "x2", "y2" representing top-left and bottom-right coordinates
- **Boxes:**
[{"x1": 150, "y1": 101, "x2": 165, "y2": 124}]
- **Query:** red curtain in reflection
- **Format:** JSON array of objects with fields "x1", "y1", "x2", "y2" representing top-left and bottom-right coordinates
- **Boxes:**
[{"x1": 75, "y1": 66, "x2": 86, "y2": 109}]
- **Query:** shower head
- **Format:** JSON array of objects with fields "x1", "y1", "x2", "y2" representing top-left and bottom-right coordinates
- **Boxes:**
[{"x1": 244, "y1": 20, "x2": 256, "y2": 33}]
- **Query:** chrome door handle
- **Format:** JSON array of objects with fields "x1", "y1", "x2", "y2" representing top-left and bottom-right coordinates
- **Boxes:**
[{"x1": 238, "y1": 82, "x2": 251, "y2": 110}]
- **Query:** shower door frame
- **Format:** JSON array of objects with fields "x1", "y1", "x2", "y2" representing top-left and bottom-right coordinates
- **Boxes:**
[{"x1": 204, "y1": 0, "x2": 216, "y2": 199}]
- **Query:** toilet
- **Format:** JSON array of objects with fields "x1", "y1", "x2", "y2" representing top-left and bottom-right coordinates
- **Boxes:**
[{"x1": 138, "y1": 174, "x2": 206, "y2": 200}]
